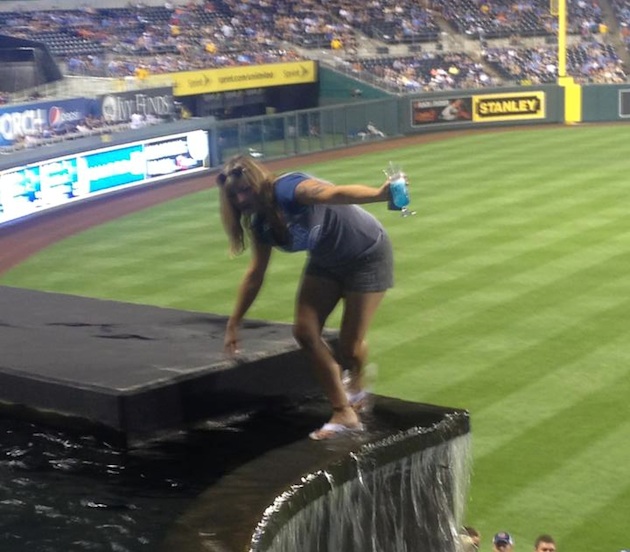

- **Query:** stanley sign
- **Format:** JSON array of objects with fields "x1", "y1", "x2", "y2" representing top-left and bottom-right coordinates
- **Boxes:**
[{"x1": 473, "y1": 92, "x2": 545, "y2": 122}]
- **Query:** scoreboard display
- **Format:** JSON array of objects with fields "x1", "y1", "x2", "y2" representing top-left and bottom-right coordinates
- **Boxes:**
[{"x1": 0, "y1": 130, "x2": 209, "y2": 227}]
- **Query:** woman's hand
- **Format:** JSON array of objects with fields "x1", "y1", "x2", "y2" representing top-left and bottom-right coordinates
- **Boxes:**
[
  {"x1": 379, "y1": 173, "x2": 409, "y2": 201},
  {"x1": 224, "y1": 321, "x2": 240, "y2": 355},
  {"x1": 378, "y1": 179, "x2": 392, "y2": 201}
]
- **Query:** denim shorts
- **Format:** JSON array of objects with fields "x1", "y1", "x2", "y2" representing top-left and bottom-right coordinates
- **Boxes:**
[{"x1": 305, "y1": 233, "x2": 394, "y2": 293}]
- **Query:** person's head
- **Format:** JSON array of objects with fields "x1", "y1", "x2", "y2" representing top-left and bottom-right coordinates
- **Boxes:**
[
  {"x1": 462, "y1": 526, "x2": 480, "y2": 549},
  {"x1": 534, "y1": 535, "x2": 556, "y2": 552},
  {"x1": 456, "y1": 534, "x2": 477, "y2": 552},
  {"x1": 217, "y1": 154, "x2": 276, "y2": 255},
  {"x1": 493, "y1": 532, "x2": 514, "y2": 552}
]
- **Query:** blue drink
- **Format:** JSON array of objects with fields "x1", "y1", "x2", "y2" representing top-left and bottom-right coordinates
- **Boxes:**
[
  {"x1": 384, "y1": 162, "x2": 410, "y2": 211},
  {"x1": 388, "y1": 176, "x2": 410, "y2": 210}
]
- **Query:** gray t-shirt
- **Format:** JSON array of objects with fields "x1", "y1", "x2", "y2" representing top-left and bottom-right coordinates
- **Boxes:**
[{"x1": 252, "y1": 172, "x2": 386, "y2": 267}]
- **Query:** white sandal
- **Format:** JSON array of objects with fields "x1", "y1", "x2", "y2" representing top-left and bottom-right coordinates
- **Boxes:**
[{"x1": 309, "y1": 422, "x2": 365, "y2": 441}]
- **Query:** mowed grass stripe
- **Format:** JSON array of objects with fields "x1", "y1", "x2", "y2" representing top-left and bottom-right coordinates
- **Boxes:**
[
  {"x1": 415, "y1": 172, "x2": 626, "y2": 239},
  {"x1": 375, "y1": 282, "x2": 630, "y2": 409},
  {"x1": 417, "y1": 168, "x2": 628, "y2": 228},
  {"x1": 467, "y1": 331, "x2": 630, "y2": 455},
  {"x1": 475, "y1": 425, "x2": 630, "y2": 551},
  {"x1": 390, "y1": 206, "x2": 630, "y2": 292},
  {"x1": 470, "y1": 385, "x2": 630, "y2": 549},
  {"x1": 565, "y1": 477, "x2": 630, "y2": 552},
  {"x1": 376, "y1": 241, "x2": 630, "y2": 369},
  {"x1": 411, "y1": 131, "x2": 627, "y2": 219},
  {"x1": 382, "y1": 222, "x2": 630, "y2": 344}
]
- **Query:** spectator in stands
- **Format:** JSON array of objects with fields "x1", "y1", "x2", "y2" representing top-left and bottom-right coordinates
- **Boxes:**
[
  {"x1": 85, "y1": 114, "x2": 104, "y2": 129},
  {"x1": 130, "y1": 111, "x2": 145, "y2": 129},
  {"x1": 217, "y1": 154, "x2": 396, "y2": 440},
  {"x1": 175, "y1": 102, "x2": 192, "y2": 119},
  {"x1": 145, "y1": 112, "x2": 160, "y2": 125},
  {"x1": 75, "y1": 119, "x2": 91, "y2": 134},
  {"x1": 24, "y1": 133, "x2": 39, "y2": 149}
]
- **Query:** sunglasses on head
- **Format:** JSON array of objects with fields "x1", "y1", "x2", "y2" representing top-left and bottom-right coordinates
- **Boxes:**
[{"x1": 217, "y1": 166, "x2": 244, "y2": 185}]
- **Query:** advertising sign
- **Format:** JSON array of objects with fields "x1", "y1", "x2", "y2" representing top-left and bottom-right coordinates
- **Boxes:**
[
  {"x1": 0, "y1": 130, "x2": 209, "y2": 226},
  {"x1": 39, "y1": 158, "x2": 80, "y2": 203},
  {"x1": 99, "y1": 87, "x2": 175, "y2": 123},
  {"x1": 472, "y1": 92, "x2": 545, "y2": 122},
  {"x1": 0, "y1": 166, "x2": 42, "y2": 220},
  {"x1": 0, "y1": 98, "x2": 90, "y2": 146},
  {"x1": 169, "y1": 61, "x2": 318, "y2": 96},
  {"x1": 411, "y1": 97, "x2": 473, "y2": 126},
  {"x1": 81, "y1": 145, "x2": 146, "y2": 193},
  {"x1": 144, "y1": 130, "x2": 209, "y2": 177}
]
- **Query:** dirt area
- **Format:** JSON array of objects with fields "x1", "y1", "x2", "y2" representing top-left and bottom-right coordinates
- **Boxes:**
[{"x1": 0, "y1": 129, "x2": 500, "y2": 275}]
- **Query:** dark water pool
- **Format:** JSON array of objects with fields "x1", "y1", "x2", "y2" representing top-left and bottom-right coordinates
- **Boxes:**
[
  {"x1": 1, "y1": 399, "x2": 469, "y2": 552},
  {"x1": 0, "y1": 411, "x2": 281, "y2": 552}
]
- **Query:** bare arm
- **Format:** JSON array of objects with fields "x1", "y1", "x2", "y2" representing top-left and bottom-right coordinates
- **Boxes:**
[
  {"x1": 293, "y1": 177, "x2": 391, "y2": 205},
  {"x1": 224, "y1": 237, "x2": 272, "y2": 353}
]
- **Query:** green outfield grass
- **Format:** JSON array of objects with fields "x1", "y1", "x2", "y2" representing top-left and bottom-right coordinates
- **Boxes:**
[{"x1": 3, "y1": 125, "x2": 630, "y2": 551}]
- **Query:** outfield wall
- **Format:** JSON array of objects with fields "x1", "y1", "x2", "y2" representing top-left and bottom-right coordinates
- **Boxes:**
[
  {"x1": 212, "y1": 84, "x2": 565, "y2": 162},
  {"x1": 581, "y1": 83, "x2": 630, "y2": 122},
  {"x1": 1, "y1": 81, "x2": 626, "y2": 229}
]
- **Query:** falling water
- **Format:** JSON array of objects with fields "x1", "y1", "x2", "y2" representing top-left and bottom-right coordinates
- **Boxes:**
[{"x1": 252, "y1": 414, "x2": 471, "y2": 552}]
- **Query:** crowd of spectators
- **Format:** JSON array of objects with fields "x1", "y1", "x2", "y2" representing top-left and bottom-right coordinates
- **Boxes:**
[
  {"x1": 332, "y1": 0, "x2": 441, "y2": 44},
  {"x1": 347, "y1": 52, "x2": 498, "y2": 92},
  {"x1": 2, "y1": 1, "x2": 307, "y2": 78},
  {"x1": 5, "y1": 114, "x2": 127, "y2": 153},
  {"x1": 431, "y1": 0, "x2": 604, "y2": 40},
  {"x1": 483, "y1": 40, "x2": 626, "y2": 84},
  {"x1": 611, "y1": 0, "x2": 630, "y2": 55},
  {"x1": 0, "y1": 0, "x2": 628, "y2": 106},
  {"x1": 2, "y1": 107, "x2": 183, "y2": 154}
]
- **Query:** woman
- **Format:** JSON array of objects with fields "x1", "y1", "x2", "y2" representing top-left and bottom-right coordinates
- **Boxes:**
[{"x1": 217, "y1": 154, "x2": 396, "y2": 440}]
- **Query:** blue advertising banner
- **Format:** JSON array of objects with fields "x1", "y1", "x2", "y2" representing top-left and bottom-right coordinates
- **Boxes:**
[
  {"x1": 0, "y1": 98, "x2": 91, "y2": 146},
  {"x1": 40, "y1": 158, "x2": 80, "y2": 202},
  {"x1": 0, "y1": 165, "x2": 42, "y2": 220},
  {"x1": 81, "y1": 145, "x2": 145, "y2": 193}
]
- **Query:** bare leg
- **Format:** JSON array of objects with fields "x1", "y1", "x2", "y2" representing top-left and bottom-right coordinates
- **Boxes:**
[
  {"x1": 293, "y1": 275, "x2": 360, "y2": 431},
  {"x1": 338, "y1": 291, "x2": 385, "y2": 394},
  {"x1": 339, "y1": 338, "x2": 368, "y2": 393}
]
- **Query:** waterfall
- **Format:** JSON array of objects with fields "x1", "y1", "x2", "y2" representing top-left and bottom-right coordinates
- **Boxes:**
[{"x1": 252, "y1": 413, "x2": 471, "y2": 552}]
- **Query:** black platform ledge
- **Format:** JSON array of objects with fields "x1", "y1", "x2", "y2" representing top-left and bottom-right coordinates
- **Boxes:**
[{"x1": 0, "y1": 285, "x2": 328, "y2": 442}]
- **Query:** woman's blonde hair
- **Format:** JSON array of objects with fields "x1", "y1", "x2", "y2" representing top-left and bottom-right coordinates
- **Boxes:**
[{"x1": 217, "y1": 154, "x2": 277, "y2": 256}]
